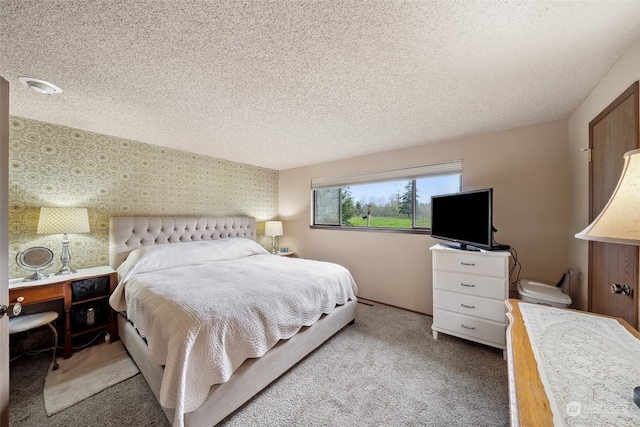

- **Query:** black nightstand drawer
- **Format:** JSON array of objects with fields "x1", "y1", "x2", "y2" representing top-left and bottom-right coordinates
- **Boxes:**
[{"x1": 71, "y1": 276, "x2": 109, "y2": 301}]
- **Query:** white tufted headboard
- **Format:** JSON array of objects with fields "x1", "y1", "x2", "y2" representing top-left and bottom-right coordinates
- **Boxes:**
[{"x1": 109, "y1": 216, "x2": 257, "y2": 269}]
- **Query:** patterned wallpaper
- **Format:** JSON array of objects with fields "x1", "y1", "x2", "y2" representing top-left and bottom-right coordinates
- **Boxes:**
[{"x1": 8, "y1": 117, "x2": 279, "y2": 278}]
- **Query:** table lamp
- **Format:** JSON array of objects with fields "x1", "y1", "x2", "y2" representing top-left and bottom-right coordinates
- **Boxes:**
[
  {"x1": 574, "y1": 147, "x2": 640, "y2": 409},
  {"x1": 265, "y1": 221, "x2": 283, "y2": 254},
  {"x1": 37, "y1": 207, "x2": 90, "y2": 275},
  {"x1": 575, "y1": 148, "x2": 640, "y2": 244}
]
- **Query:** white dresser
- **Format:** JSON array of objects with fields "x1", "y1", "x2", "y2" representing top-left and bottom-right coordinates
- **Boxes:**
[{"x1": 430, "y1": 244, "x2": 511, "y2": 355}]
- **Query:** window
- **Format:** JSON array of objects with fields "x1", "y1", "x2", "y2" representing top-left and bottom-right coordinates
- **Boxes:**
[
  {"x1": 312, "y1": 161, "x2": 462, "y2": 231},
  {"x1": 314, "y1": 187, "x2": 341, "y2": 225}
]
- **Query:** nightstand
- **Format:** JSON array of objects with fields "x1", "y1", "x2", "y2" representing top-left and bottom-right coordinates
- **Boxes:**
[
  {"x1": 276, "y1": 252, "x2": 296, "y2": 258},
  {"x1": 9, "y1": 266, "x2": 117, "y2": 358}
]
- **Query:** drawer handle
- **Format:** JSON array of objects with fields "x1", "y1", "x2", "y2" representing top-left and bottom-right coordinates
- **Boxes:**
[
  {"x1": 460, "y1": 262, "x2": 475, "y2": 266},
  {"x1": 461, "y1": 324, "x2": 476, "y2": 330},
  {"x1": 17, "y1": 296, "x2": 24, "y2": 302},
  {"x1": 1, "y1": 303, "x2": 22, "y2": 317},
  {"x1": 461, "y1": 303, "x2": 476, "y2": 309},
  {"x1": 460, "y1": 283, "x2": 475, "y2": 287}
]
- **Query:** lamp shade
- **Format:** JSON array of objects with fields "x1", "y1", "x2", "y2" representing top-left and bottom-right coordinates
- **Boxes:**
[
  {"x1": 37, "y1": 207, "x2": 90, "y2": 235},
  {"x1": 575, "y1": 148, "x2": 640, "y2": 244},
  {"x1": 265, "y1": 221, "x2": 283, "y2": 237}
]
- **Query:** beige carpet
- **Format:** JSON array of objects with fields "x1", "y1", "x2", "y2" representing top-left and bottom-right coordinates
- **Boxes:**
[
  {"x1": 10, "y1": 302, "x2": 508, "y2": 426},
  {"x1": 43, "y1": 341, "x2": 139, "y2": 416}
]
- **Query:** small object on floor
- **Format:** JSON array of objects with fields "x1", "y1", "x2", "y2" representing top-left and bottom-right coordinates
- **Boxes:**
[{"x1": 634, "y1": 386, "x2": 640, "y2": 408}]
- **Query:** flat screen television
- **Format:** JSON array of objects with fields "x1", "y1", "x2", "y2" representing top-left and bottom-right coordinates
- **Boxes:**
[{"x1": 431, "y1": 188, "x2": 508, "y2": 251}]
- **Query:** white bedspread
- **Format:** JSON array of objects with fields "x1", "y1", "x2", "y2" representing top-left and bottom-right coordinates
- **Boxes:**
[{"x1": 109, "y1": 239, "x2": 357, "y2": 427}]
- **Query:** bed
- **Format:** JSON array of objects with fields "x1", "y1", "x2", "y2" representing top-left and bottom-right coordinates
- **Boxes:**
[{"x1": 108, "y1": 216, "x2": 358, "y2": 427}]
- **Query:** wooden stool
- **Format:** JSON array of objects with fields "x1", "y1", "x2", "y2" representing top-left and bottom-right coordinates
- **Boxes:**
[{"x1": 9, "y1": 312, "x2": 59, "y2": 370}]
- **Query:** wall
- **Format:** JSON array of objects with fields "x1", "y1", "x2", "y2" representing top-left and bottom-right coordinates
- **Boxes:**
[
  {"x1": 568, "y1": 37, "x2": 640, "y2": 317},
  {"x1": 8, "y1": 117, "x2": 278, "y2": 278},
  {"x1": 279, "y1": 120, "x2": 569, "y2": 314}
]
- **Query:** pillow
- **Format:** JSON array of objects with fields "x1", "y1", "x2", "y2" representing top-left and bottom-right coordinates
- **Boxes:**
[{"x1": 117, "y1": 238, "x2": 268, "y2": 281}]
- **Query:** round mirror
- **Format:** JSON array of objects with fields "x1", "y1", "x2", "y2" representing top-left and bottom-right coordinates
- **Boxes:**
[{"x1": 16, "y1": 246, "x2": 54, "y2": 281}]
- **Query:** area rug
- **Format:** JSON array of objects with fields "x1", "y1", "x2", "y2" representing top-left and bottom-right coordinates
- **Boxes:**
[{"x1": 43, "y1": 341, "x2": 139, "y2": 416}]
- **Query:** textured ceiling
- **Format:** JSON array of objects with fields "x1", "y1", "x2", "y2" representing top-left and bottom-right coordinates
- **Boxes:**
[{"x1": 3, "y1": 1, "x2": 640, "y2": 170}]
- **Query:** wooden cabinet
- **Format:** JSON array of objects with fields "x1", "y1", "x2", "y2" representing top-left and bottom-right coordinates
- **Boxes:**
[
  {"x1": 506, "y1": 299, "x2": 640, "y2": 426},
  {"x1": 69, "y1": 273, "x2": 115, "y2": 339},
  {"x1": 431, "y1": 244, "x2": 510, "y2": 355},
  {"x1": 9, "y1": 266, "x2": 117, "y2": 358}
]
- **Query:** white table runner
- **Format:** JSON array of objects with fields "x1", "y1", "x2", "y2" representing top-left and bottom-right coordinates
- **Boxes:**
[{"x1": 520, "y1": 303, "x2": 640, "y2": 426}]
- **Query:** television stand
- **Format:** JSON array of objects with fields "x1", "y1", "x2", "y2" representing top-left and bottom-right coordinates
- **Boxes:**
[
  {"x1": 430, "y1": 244, "x2": 511, "y2": 358},
  {"x1": 490, "y1": 244, "x2": 510, "y2": 250},
  {"x1": 439, "y1": 242, "x2": 481, "y2": 252}
]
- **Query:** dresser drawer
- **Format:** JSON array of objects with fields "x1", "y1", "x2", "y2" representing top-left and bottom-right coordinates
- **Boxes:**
[
  {"x1": 433, "y1": 308, "x2": 506, "y2": 346},
  {"x1": 9, "y1": 283, "x2": 66, "y2": 305},
  {"x1": 434, "y1": 289, "x2": 506, "y2": 323},
  {"x1": 433, "y1": 250, "x2": 508, "y2": 277},
  {"x1": 433, "y1": 270, "x2": 508, "y2": 300}
]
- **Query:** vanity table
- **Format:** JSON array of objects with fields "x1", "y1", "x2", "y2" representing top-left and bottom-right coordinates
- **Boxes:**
[{"x1": 9, "y1": 266, "x2": 117, "y2": 359}]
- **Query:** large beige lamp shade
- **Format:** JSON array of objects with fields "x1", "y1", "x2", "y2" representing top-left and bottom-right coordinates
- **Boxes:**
[
  {"x1": 575, "y1": 148, "x2": 640, "y2": 244},
  {"x1": 265, "y1": 221, "x2": 283, "y2": 254},
  {"x1": 37, "y1": 207, "x2": 90, "y2": 274}
]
